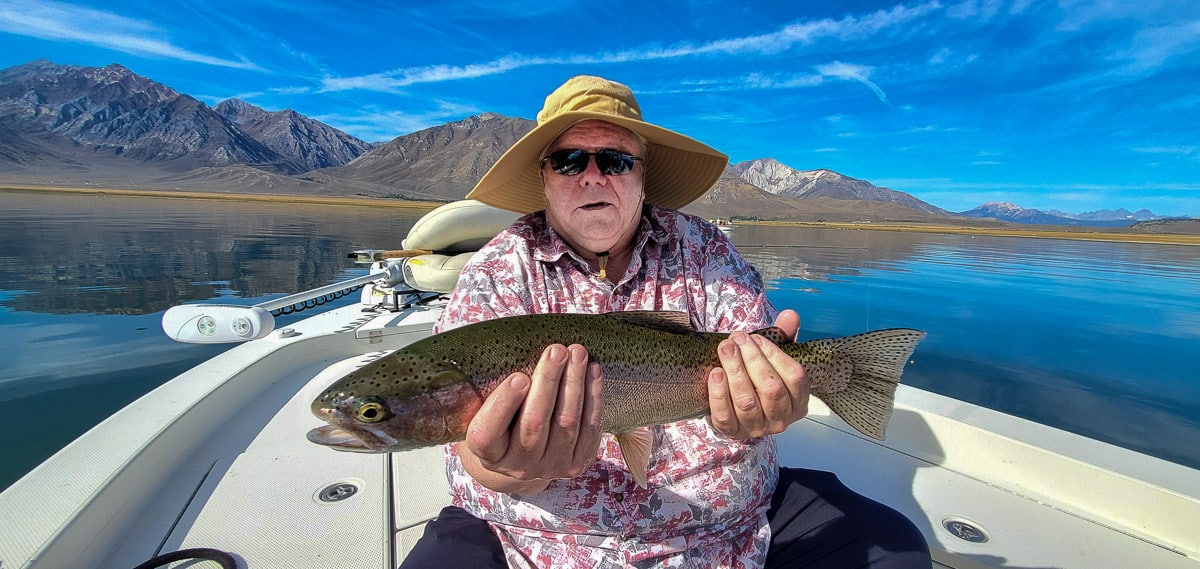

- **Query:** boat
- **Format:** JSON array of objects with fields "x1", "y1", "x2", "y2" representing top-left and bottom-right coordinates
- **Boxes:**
[
  {"x1": 709, "y1": 217, "x2": 735, "y2": 233},
  {"x1": 1, "y1": 200, "x2": 1197, "y2": 569}
]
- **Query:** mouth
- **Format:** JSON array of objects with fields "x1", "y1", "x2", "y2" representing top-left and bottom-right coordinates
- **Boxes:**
[
  {"x1": 306, "y1": 425, "x2": 378, "y2": 453},
  {"x1": 578, "y1": 201, "x2": 611, "y2": 211}
]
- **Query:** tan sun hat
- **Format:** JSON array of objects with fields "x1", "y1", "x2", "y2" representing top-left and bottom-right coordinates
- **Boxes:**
[{"x1": 466, "y1": 75, "x2": 729, "y2": 214}]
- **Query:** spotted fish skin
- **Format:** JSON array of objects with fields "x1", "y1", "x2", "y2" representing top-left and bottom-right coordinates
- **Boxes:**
[{"x1": 308, "y1": 311, "x2": 925, "y2": 454}]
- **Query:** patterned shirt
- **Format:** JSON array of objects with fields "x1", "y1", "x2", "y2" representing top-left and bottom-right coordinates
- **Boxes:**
[{"x1": 435, "y1": 205, "x2": 780, "y2": 569}]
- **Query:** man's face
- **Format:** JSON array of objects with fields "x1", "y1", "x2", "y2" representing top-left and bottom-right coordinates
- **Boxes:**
[{"x1": 541, "y1": 120, "x2": 645, "y2": 257}]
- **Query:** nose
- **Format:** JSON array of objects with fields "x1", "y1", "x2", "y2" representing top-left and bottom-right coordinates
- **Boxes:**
[{"x1": 577, "y1": 156, "x2": 608, "y2": 186}]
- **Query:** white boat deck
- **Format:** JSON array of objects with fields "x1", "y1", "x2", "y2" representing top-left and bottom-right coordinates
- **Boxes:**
[
  {"x1": 796, "y1": 393, "x2": 1200, "y2": 568},
  {"x1": 2, "y1": 301, "x2": 1198, "y2": 569}
]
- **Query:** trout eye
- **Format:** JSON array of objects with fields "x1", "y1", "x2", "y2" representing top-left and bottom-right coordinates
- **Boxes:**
[{"x1": 355, "y1": 398, "x2": 390, "y2": 424}]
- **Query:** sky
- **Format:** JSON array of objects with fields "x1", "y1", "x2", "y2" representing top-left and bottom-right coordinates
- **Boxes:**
[{"x1": 0, "y1": 0, "x2": 1197, "y2": 216}]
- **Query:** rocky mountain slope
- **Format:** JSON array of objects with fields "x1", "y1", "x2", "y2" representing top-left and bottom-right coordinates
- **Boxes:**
[
  {"x1": 215, "y1": 98, "x2": 374, "y2": 172},
  {"x1": 958, "y1": 202, "x2": 1165, "y2": 226},
  {"x1": 0, "y1": 60, "x2": 370, "y2": 179},
  {"x1": 7, "y1": 59, "x2": 1175, "y2": 226},
  {"x1": 0, "y1": 60, "x2": 287, "y2": 173},
  {"x1": 324, "y1": 113, "x2": 534, "y2": 201},
  {"x1": 1048, "y1": 207, "x2": 1162, "y2": 223},
  {"x1": 731, "y1": 158, "x2": 947, "y2": 215}
]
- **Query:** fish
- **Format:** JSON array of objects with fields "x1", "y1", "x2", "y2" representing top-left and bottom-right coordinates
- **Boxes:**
[{"x1": 307, "y1": 311, "x2": 925, "y2": 487}]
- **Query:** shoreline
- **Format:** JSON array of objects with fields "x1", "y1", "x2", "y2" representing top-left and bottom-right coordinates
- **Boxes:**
[
  {"x1": 4, "y1": 183, "x2": 1197, "y2": 246},
  {"x1": 742, "y1": 220, "x2": 1200, "y2": 246},
  {"x1": 0, "y1": 184, "x2": 441, "y2": 210}
]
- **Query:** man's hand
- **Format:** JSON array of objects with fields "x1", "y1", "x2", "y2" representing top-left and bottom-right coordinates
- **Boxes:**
[
  {"x1": 458, "y1": 343, "x2": 605, "y2": 493},
  {"x1": 707, "y1": 309, "x2": 809, "y2": 440}
]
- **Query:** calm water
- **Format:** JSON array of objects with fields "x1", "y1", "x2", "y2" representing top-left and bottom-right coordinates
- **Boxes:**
[{"x1": 2, "y1": 191, "x2": 1198, "y2": 491}]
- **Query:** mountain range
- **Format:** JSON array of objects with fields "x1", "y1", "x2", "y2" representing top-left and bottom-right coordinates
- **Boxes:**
[
  {"x1": 0, "y1": 60, "x2": 1180, "y2": 228},
  {"x1": 957, "y1": 202, "x2": 1166, "y2": 227}
]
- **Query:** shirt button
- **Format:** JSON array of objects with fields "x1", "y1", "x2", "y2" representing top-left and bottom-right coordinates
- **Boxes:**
[{"x1": 613, "y1": 492, "x2": 624, "y2": 502}]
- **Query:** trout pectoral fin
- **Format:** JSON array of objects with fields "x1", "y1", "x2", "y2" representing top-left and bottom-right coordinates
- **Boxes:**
[{"x1": 616, "y1": 427, "x2": 653, "y2": 488}]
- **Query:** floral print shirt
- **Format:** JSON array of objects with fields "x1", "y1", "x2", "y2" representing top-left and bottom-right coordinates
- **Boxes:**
[{"x1": 434, "y1": 205, "x2": 780, "y2": 569}]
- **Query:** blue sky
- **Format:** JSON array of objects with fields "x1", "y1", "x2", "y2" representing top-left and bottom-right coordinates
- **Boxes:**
[{"x1": 1, "y1": 1, "x2": 1197, "y2": 216}]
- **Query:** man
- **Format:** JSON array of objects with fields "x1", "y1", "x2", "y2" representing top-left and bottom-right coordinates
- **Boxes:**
[{"x1": 401, "y1": 75, "x2": 929, "y2": 568}]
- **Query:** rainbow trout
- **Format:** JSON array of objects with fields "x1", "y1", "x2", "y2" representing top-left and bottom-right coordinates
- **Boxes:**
[{"x1": 308, "y1": 311, "x2": 925, "y2": 486}]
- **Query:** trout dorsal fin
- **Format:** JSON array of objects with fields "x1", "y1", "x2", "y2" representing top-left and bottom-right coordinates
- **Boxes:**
[
  {"x1": 751, "y1": 326, "x2": 791, "y2": 345},
  {"x1": 605, "y1": 311, "x2": 697, "y2": 335}
]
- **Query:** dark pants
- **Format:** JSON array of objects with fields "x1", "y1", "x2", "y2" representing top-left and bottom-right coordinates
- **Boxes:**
[{"x1": 400, "y1": 468, "x2": 931, "y2": 568}]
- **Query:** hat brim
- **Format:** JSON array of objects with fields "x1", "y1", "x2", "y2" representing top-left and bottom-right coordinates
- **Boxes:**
[{"x1": 467, "y1": 112, "x2": 729, "y2": 214}]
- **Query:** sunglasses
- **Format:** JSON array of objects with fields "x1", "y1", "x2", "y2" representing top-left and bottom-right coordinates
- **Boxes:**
[{"x1": 541, "y1": 149, "x2": 643, "y2": 176}]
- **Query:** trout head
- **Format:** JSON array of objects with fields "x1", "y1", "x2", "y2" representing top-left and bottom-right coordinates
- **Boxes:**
[{"x1": 306, "y1": 342, "x2": 484, "y2": 453}]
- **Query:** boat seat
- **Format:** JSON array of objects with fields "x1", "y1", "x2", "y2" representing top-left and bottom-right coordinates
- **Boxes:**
[{"x1": 399, "y1": 200, "x2": 518, "y2": 293}]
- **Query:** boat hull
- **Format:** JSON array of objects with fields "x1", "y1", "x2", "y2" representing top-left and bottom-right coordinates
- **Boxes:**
[{"x1": 2, "y1": 301, "x2": 1198, "y2": 568}]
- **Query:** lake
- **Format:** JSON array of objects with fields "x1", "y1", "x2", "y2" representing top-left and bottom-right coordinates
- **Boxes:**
[{"x1": 2, "y1": 189, "x2": 1198, "y2": 491}]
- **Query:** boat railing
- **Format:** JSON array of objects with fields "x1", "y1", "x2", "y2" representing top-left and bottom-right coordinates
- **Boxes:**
[{"x1": 161, "y1": 259, "x2": 412, "y2": 344}]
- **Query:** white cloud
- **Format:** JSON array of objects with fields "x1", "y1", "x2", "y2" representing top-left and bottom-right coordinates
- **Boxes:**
[
  {"x1": 655, "y1": 61, "x2": 889, "y2": 101},
  {"x1": 321, "y1": 54, "x2": 552, "y2": 92},
  {"x1": 320, "y1": 2, "x2": 941, "y2": 92},
  {"x1": 314, "y1": 100, "x2": 483, "y2": 141},
  {"x1": 815, "y1": 61, "x2": 889, "y2": 103},
  {"x1": 929, "y1": 47, "x2": 952, "y2": 65},
  {"x1": 1133, "y1": 146, "x2": 1197, "y2": 155},
  {"x1": 1053, "y1": 2, "x2": 1200, "y2": 78},
  {"x1": 1133, "y1": 146, "x2": 1199, "y2": 164},
  {"x1": 945, "y1": 0, "x2": 1007, "y2": 22},
  {"x1": 1109, "y1": 20, "x2": 1200, "y2": 76},
  {"x1": 743, "y1": 71, "x2": 824, "y2": 90},
  {"x1": 905, "y1": 125, "x2": 964, "y2": 133},
  {"x1": 0, "y1": 0, "x2": 260, "y2": 70}
]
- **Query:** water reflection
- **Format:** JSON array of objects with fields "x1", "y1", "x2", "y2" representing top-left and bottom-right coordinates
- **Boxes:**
[
  {"x1": 730, "y1": 225, "x2": 1200, "y2": 469},
  {"x1": 0, "y1": 191, "x2": 426, "y2": 490},
  {"x1": 731, "y1": 224, "x2": 920, "y2": 284},
  {"x1": 0, "y1": 191, "x2": 422, "y2": 314}
]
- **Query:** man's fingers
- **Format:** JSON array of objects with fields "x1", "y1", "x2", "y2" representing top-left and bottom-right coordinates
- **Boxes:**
[
  {"x1": 744, "y1": 335, "x2": 799, "y2": 433},
  {"x1": 707, "y1": 367, "x2": 739, "y2": 436},
  {"x1": 512, "y1": 344, "x2": 568, "y2": 456},
  {"x1": 573, "y1": 362, "x2": 605, "y2": 467},
  {"x1": 721, "y1": 333, "x2": 766, "y2": 415},
  {"x1": 774, "y1": 309, "x2": 801, "y2": 341},
  {"x1": 752, "y1": 334, "x2": 809, "y2": 407},
  {"x1": 549, "y1": 344, "x2": 589, "y2": 451},
  {"x1": 713, "y1": 328, "x2": 810, "y2": 439},
  {"x1": 466, "y1": 373, "x2": 530, "y2": 464}
]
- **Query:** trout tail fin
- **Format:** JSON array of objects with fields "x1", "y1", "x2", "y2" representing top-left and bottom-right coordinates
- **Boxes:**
[{"x1": 790, "y1": 329, "x2": 926, "y2": 441}]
